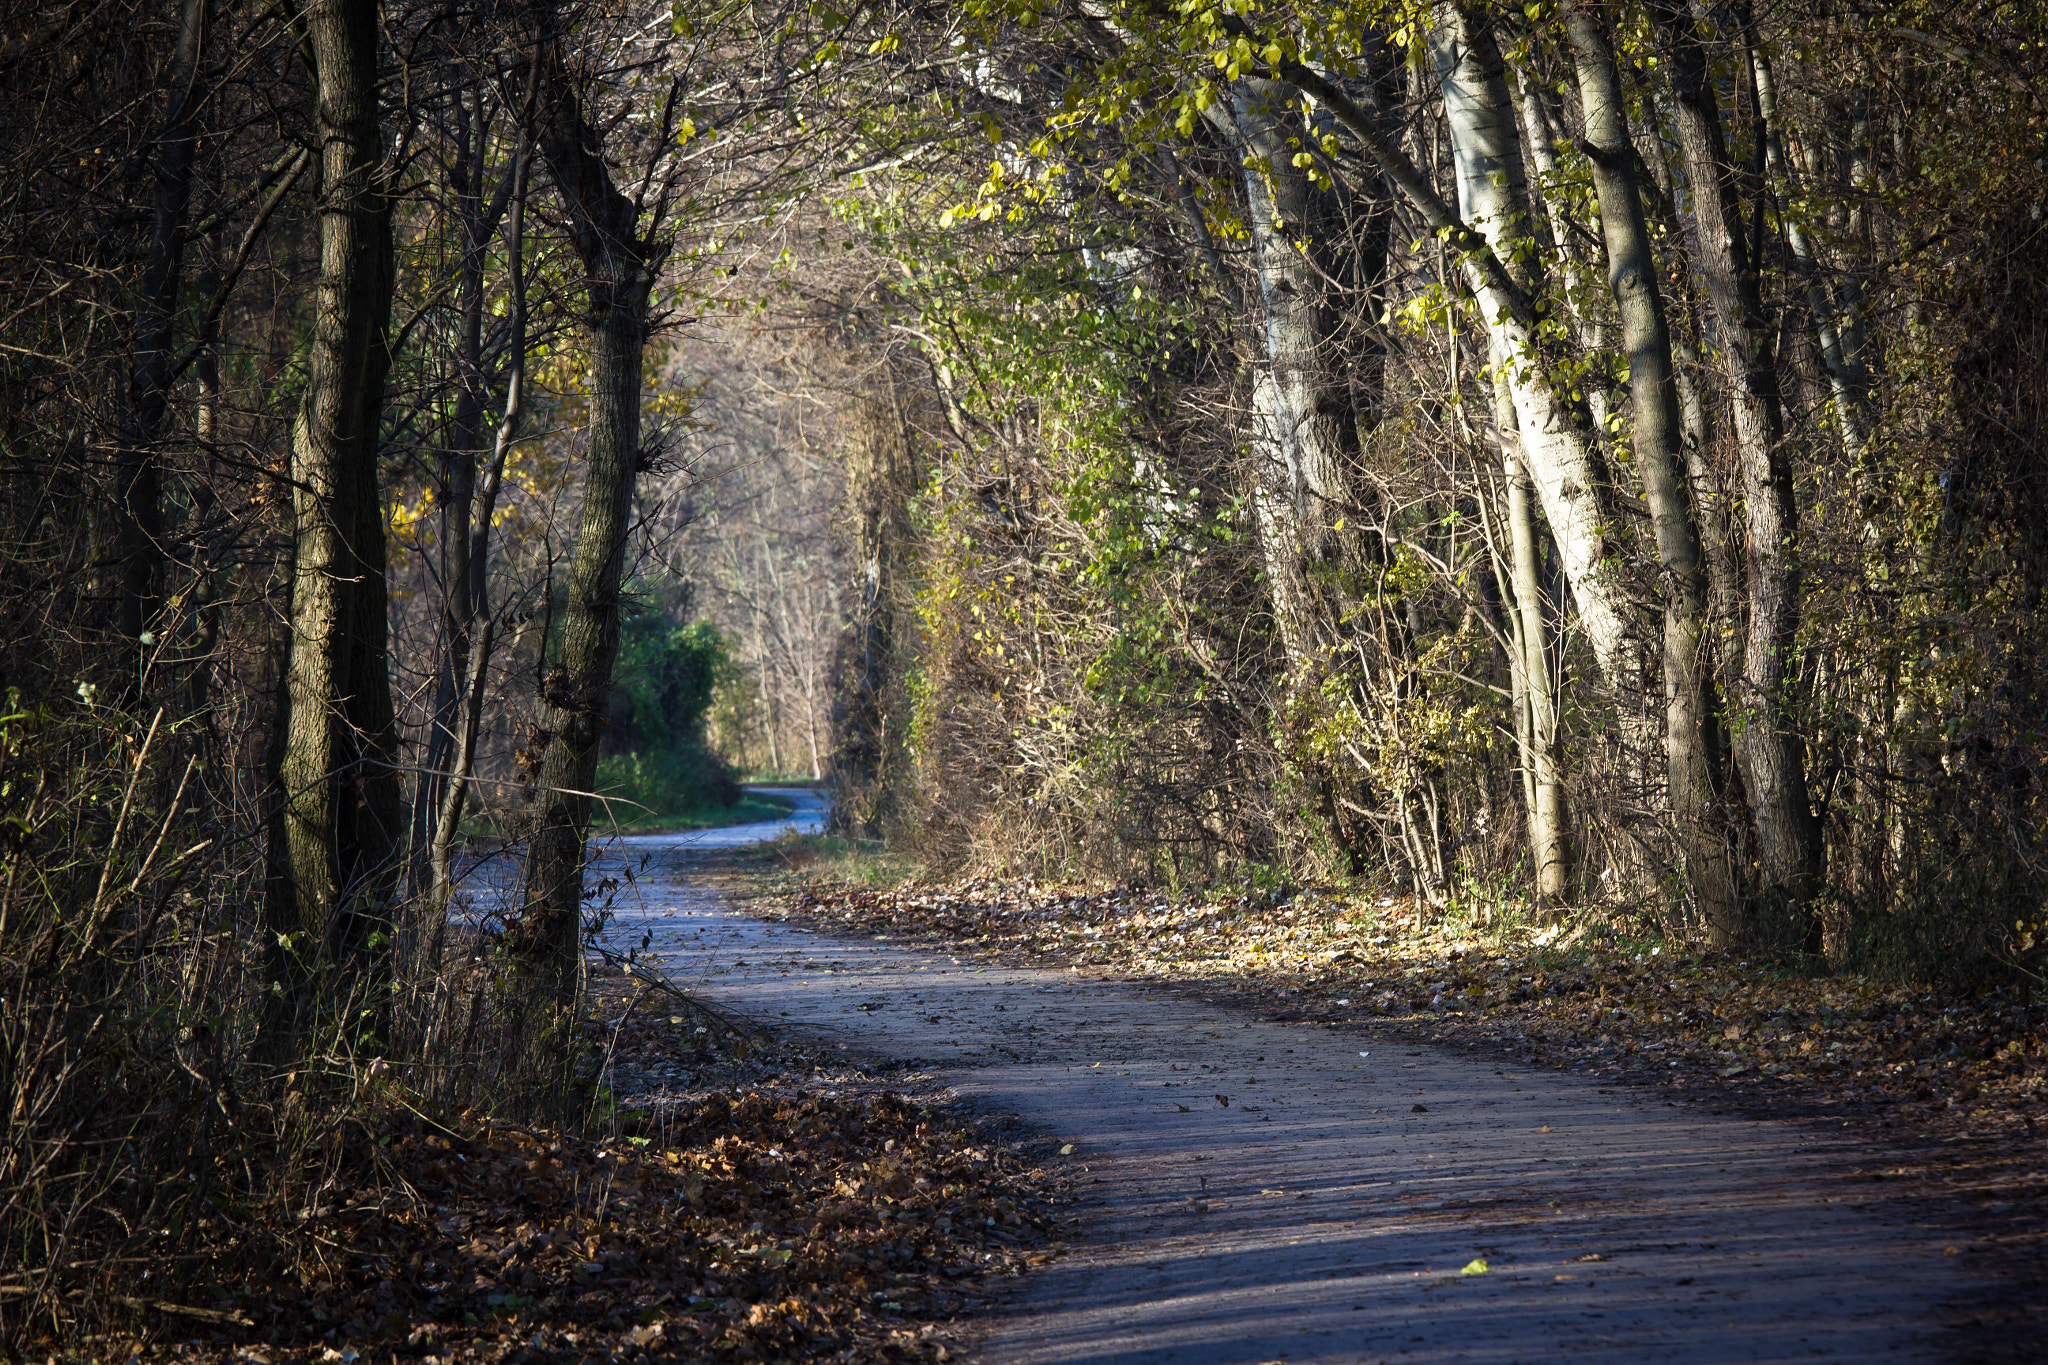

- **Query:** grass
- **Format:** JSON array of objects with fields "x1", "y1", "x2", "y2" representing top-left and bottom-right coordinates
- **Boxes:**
[
  {"x1": 598, "y1": 789, "x2": 797, "y2": 835},
  {"x1": 731, "y1": 772, "x2": 829, "y2": 787},
  {"x1": 743, "y1": 831, "x2": 921, "y2": 886}
]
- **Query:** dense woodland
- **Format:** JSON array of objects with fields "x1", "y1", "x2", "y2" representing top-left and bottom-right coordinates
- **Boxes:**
[{"x1": 2, "y1": 0, "x2": 2045, "y2": 1346}]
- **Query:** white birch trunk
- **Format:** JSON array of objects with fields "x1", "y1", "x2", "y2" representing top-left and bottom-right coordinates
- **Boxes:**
[{"x1": 1432, "y1": 3, "x2": 1651, "y2": 709}]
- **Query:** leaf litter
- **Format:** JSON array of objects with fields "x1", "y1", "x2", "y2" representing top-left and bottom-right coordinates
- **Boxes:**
[{"x1": 70, "y1": 989, "x2": 1065, "y2": 1364}]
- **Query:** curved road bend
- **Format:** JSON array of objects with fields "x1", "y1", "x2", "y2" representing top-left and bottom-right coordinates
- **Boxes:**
[{"x1": 595, "y1": 794, "x2": 1979, "y2": 1365}]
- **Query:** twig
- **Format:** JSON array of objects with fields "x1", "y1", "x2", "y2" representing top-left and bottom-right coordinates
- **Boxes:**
[
  {"x1": 583, "y1": 943, "x2": 761, "y2": 1039},
  {"x1": 0, "y1": 1287, "x2": 252, "y2": 1328},
  {"x1": 86, "y1": 710, "x2": 163, "y2": 922},
  {"x1": 108, "y1": 1295, "x2": 253, "y2": 1327}
]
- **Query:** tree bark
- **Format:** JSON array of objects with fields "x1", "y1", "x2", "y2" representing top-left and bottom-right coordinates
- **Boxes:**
[
  {"x1": 1222, "y1": 81, "x2": 1368, "y2": 668},
  {"x1": 116, "y1": 0, "x2": 208, "y2": 697},
  {"x1": 1565, "y1": 0, "x2": 1740, "y2": 939},
  {"x1": 514, "y1": 44, "x2": 661, "y2": 997},
  {"x1": 265, "y1": 0, "x2": 402, "y2": 1040},
  {"x1": 1649, "y1": 0, "x2": 1824, "y2": 939},
  {"x1": 1493, "y1": 368, "x2": 1568, "y2": 903},
  {"x1": 1429, "y1": 1, "x2": 1652, "y2": 715},
  {"x1": 833, "y1": 379, "x2": 914, "y2": 836}
]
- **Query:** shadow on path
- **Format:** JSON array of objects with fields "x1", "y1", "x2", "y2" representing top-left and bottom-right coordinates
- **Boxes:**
[{"x1": 587, "y1": 831, "x2": 1979, "y2": 1364}]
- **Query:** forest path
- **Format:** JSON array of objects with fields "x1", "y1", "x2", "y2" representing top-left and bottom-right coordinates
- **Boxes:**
[{"x1": 594, "y1": 845, "x2": 1979, "y2": 1364}]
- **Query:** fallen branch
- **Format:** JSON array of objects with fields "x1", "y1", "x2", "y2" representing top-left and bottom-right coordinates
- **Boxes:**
[
  {"x1": 108, "y1": 1296, "x2": 254, "y2": 1328},
  {"x1": 584, "y1": 943, "x2": 763, "y2": 1040},
  {"x1": 0, "y1": 1285, "x2": 253, "y2": 1328}
]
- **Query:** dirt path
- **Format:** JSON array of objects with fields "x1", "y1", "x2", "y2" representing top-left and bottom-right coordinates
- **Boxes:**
[{"x1": 595, "y1": 837, "x2": 1984, "y2": 1364}]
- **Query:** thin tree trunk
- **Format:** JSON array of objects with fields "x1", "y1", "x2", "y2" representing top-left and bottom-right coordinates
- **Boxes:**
[
  {"x1": 1477, "y1": 457, "x2": 1541, "y2": 836},
  {"x1": 265, "y1": 0, "x2": 402, "y2": 1042},
  {"x1": 429, "y1": 142, "x2": 529, "y2": 920},
  {"x1": 1511, "y1": 66, "x2": 1613, "y2": 442},
  {"x1": 1749, "y1": 40, "x2": 1871, "y2": 460},
  {"x1": 835, "y1": 382, "x2": 912, "y2": 834},
  {"x1": 515, "y1": 47, "x2": 661, "y2": 999},
  {"x1": 1637, "y1": 99, "x2": 1750, "y2": 687},
  {"x1": 1565, "y1": 0, "x2": 1741, "y2": 939},
  {"x1": 188, "y1": 344, "x2": 221, "y2": 718},
  {"x1": 409, "y1": 103, "x2": 486, "y2": 896},
  {"x1": 1649, "y1": 0, "x2": 1823, "y2": 939},
  {"x1": 116, "y1": 0, "x2": 208, "y2": 697},
  {"x1": 1493, "y1": 369, "x2": 1568, "y2": 904},
  {"x1": 411, "y1": 95, "x2": 523, "y2": 900}
]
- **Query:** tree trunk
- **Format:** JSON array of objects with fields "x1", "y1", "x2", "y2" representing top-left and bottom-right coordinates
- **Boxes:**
[
  {"x1": 1219, "y1": 79, "x2": 1417, "y2": 878},
  {"x1": 265, "y1": 0, "x2": 402, "y2": 1043},
  {"x1": 410, "y1": 95, "x2": 521, "y2": 903},
  {"x1": 1493, "y1": 368, "x2": 1568, "y2": 903},
  {"x1": 427, "y1": 141, "x2": 529, "y2": 931},
  {"x1": 116, "y1": 0, "x2": 208, "y2": 698},
  {"x1": 515, "y1": 47, "x2": 660, "y2": 998},
  {"x1": 1565, "y1": 0, "x2": 1741, "y2": 939},
  {"x1": 1223, "y1": 81, "x2": 1369, "y2": 668},
  {"x1": 1429, "y1": 1, "x2": 1652, "y2": 716},
  {"x1": 834, "y1": 380, "x2": 913, "y2": 836},
  {"x1": 1649, "y1": 0, "x2": 1823, "y2": 940}
]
